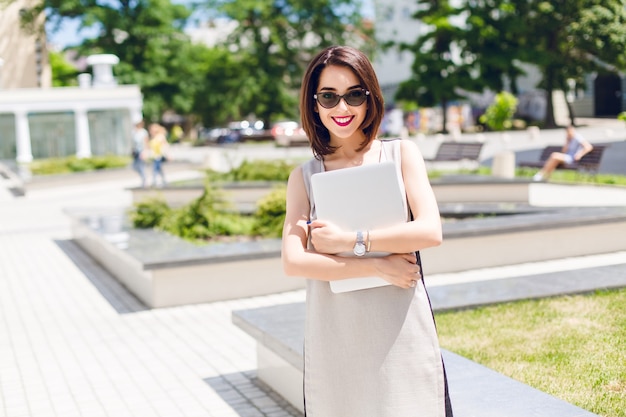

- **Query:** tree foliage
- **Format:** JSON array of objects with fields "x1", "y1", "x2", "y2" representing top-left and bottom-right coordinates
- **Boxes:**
[
  {"x1": 203, "y1": 0, "x2": 375, "y2": 125},
  {"x1": 522, "y1": 0, "x2": 626, "y2": 126},
  {"x1": 398, "y1": 0, "x2": 626, "y2": 128},
  {"x1": 48, "y1": 50, "x2": 79, "y2": 87},
  {"x1": 395, "y1": 0, "x2": 479, "y2": 133},
  {"x1": 479, "y1": 91, "x2": 518, "y2": 131},
  {"x1": 20, "y1": 0, "x2": 371, "y2": 127},
  {"x1": 21, "y1": 0, "x2": 197, "y2": 121}
]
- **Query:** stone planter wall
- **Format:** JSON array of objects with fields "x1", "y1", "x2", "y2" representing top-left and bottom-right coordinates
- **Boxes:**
[{"x1": 67, "y1": 202, "x2": 626, "y2": 308}]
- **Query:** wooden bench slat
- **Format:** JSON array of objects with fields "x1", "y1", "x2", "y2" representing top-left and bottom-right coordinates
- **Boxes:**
[
  {"x1": 425, "y1": 142, "x2": 484, "y2": 162},
  {"x1": 518, "y1": 145, "x2": 607, "y2": 173}
]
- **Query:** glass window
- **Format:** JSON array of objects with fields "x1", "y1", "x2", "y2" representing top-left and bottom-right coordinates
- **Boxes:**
[
  {"x1": 28, "y1": 112, "x2": 76, "y2": 159},
  {"x1": 88, "y1": 109, "x2": 132, "y2": 156},
  {"x1": 0, "y1": 114, "x2": 17, "y2": 160}
]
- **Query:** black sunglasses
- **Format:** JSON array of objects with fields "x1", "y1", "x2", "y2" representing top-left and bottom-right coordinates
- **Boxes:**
[{"x1": 313, "y1": 89, "x2": 370, "y2": 109}]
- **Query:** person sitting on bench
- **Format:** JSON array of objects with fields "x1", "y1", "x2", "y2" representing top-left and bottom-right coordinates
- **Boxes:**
[{"x1": 533, "y1": 125, "x2": 593, "y2": 181}]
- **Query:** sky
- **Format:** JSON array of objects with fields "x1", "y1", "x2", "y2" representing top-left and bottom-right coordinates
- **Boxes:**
[{"x1": 47, "y1": 18, "x2": 99, "y2": 50}]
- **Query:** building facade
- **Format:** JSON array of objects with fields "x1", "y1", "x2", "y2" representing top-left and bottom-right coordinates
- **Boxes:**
[
  {"x1": 0, "y1": 2, "x2": 143, "y2": 163},
  {"x1": 0, "y1": 0, "x2": 51, "y2": 89}
]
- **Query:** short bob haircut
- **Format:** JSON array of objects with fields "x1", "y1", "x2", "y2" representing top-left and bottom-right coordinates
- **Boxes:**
[{"x1": 300, "y1": 45, "x2": 385, "y2": 159}]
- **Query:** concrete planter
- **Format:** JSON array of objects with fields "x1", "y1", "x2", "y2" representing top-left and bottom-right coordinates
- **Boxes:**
[
  {"x1": 67, "y1": 199, "x2": 626, "y2": 308},
  {"x1": 67, "y1": 207, "x2": 303, "y2": 308}
]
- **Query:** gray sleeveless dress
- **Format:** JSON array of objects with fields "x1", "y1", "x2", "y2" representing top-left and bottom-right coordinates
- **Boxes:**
[{"x1": 300, "y1": 138, "x2": 452, "y2": 417}]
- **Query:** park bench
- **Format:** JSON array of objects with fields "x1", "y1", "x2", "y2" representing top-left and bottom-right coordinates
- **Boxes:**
[
  {"x1": 518, "y1": 145, "x2": 607, "y2": 174},
  {"x1": 425, "y1": 141, "x2": 485, "y2": 162}
]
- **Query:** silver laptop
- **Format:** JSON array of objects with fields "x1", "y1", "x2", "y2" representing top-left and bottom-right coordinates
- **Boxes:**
[{"x1": 310, "y1": 161, "x2": 407, "y2": 293}]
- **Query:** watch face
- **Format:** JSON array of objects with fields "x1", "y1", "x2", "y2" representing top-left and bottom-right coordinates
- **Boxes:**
[{"x1": 354, "y1": 242, "x2": 366, "y2": 256}]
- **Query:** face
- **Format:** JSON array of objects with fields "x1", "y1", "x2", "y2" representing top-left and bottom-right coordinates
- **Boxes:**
[{"x1": 315, "y1": 65, "x2": 368, "y2": 144}]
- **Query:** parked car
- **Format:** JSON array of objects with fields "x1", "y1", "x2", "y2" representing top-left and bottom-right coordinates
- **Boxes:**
[
  {"x1": 231, "y1": 120, "x2": 272, "y2": 142},
  {"x1": 271, "y1": 121, "x2": 308, "y2": 147},
  {"x1": 197, "y1": 120, "x2": 270, "y2": 145},
  {"x1": 196, "y1": 127, "x2": 230, "y2": 145}
]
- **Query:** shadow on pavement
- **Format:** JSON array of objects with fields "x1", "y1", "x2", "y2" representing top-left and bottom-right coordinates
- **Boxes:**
[{"x1": 55, "y1": 239, "x2": 149, "y2": 314}]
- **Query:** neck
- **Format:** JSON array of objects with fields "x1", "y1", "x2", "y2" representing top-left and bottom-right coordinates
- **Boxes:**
[{"x1": 324, "y1": 138, "x2": 380, "y2": 168}]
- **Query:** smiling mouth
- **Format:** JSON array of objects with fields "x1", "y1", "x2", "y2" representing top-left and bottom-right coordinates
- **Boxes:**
[{"x1": 332, "y1": 116, "x2": 354, "y2": 127}]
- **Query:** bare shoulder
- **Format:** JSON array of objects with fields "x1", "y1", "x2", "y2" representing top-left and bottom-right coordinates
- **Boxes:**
[
  {"x1": 287, "y1": 164, "x2": 304, "y2": 184},
  {"x1": 399, "y1": 139, "x2": 425, "y2": 162}
]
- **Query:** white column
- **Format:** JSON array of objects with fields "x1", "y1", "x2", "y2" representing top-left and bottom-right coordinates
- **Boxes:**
[
  {"x1": 74, "y1": 108, "x2": 92, "y2": 158},
  {"x1": 15, "y1": 110, "x2": 33, "y2": 163}
]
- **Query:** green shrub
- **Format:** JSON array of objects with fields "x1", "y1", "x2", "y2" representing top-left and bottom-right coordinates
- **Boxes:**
[
  {"x1": 157, "y1": 182, "x2": 256, "y2": 242},
  {"x1": 480, "y1": 91, "x2": 518, "y2": 131},
  {"x1": 30, "y1": 155, "x2": 130, "y2": 175},
  {"x1": 206, "y1": 159, "x2": 296, "y2": 182},
  {"x1": 129, "y1": 197, "x2": 171, "y2": 228},
  {"x1": 128, "y1": 179, "x2": 290, "y2": 243},
  {"x1": 67, "y1": 157, "x2": 95, "y2": 172},
  {"x1": 617, "y1": 111, "x2": 626, "y2": 123},
  {"x1": 252, "y1": 185, "x2": 287, "y2": 238}
]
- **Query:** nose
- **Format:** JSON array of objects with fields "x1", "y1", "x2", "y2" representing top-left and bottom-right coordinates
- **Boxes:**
[{"x1": 337, "y1": 97, "x2": 350, "y2": 110}]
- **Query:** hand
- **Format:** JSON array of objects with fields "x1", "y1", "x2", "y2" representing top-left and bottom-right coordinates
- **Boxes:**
[
  {"x1": 308, "y1": 219, "x2": 351, "y2": 254},
  {"x1": 373, "y1": 253, "x2": 422, "y2": 289}
]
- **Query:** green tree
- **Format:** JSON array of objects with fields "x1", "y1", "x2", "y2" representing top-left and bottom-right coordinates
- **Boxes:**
[
  {"x1": 395, "y1": 0, "x2": 478, "y2": 133},
  {"x1": 400, "y1": 1, "x2": 626, "y2": 129},
  {"x1": 190, "y1": 45, "x2": 249, "y2": 128},
  {"x1": 48, "y1": 50, "x2": 79, "y2": 87},
  {"x1": 21, "y1": 0, "x2": 201, "y2": 121},
  {"x1": 515, "y1": 1, "x2": 626, "y2": 127},
  {"x1": 461, "y1": 0, "x2": 531, "y2": 95},
  {"x1": 451, "y1": 1, "x2": 626, "y2": 127},
  {"x1": 203, "y1": 0, "x2": 374, "y2": 126}
]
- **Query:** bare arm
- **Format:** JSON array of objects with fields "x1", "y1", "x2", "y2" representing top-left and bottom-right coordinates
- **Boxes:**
[
  {"x1": 574, "y1": 139, "x2": 593, "y2": 161},
  {"x1": 280, "y1": 165, "x2": 421, "y2": 288},
  {"x1": 308, "y1": 140, "x2": 442, "y2": 255},
  {"x1": 368, "y1": 140, "x2": 442, "y2": 253}
]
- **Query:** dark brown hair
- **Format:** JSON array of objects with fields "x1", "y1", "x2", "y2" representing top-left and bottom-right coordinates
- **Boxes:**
[{"x1": 300, "y1": 46, "x2": 385, "y2": 159}]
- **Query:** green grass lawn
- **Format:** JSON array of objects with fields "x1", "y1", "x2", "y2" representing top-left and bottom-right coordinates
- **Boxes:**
[
  {"x1": 435, "y1": 288, "x2": 626, "y2": 417},
  {"x1": 515, "y1": 167, "x2": 626, "y2": 186}
]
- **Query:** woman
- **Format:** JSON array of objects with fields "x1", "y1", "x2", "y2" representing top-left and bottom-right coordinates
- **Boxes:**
[
  {"x1": 533, "y1": 125, "x2": 593, "y2": 181},
  {"x1": 148, "y1": 123, "x2": 169, "y2": 187},
  {"x1": 281, "y1": 46, "x2": 453, "y2": 417}
]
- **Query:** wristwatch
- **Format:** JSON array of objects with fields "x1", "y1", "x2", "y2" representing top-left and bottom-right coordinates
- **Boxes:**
[{"x1": 353, "y1": 230, "x2": 366, "y2": 256}]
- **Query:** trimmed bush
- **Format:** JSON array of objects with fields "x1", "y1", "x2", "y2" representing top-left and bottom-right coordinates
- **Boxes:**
[
  {"x1": 129, "y1": 197, "x2": 171, "y2": 229},
  {"x1": 206, "y1": 159, "x2": 296, "y2": 182},
  {"x1": 252, "y1": 185, "x2": 287, "y2": 238},
  {"x1": 30, "y1": 155, "x2": 130, "y2": 175}
]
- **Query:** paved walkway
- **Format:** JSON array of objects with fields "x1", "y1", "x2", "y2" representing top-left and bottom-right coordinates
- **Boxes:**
[
  {"x1": 1, "y1": 120, "x2": 625, "y2": 417},
  {"x1": 0, "y1": 168, "x2": 307, "y2": 417}
]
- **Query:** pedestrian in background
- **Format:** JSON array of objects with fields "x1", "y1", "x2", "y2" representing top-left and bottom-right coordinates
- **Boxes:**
[
  {"x1": 148, "y1": 123, "x2": 169, "y2": 188},
  {"x1": 132, "y1": 120, "x2": 149, "y2": 188},
  {"x1": 533, "y1": 125, "x2": 593, "y2": 181}
]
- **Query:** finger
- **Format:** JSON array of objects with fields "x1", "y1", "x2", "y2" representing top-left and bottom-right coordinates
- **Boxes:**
[
  {"x1": 308, "y1": 219, "x2": 327, "y2": 228},
  {"x1": 401, "y1": 253, "x2": 417, "y2": 263}
]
